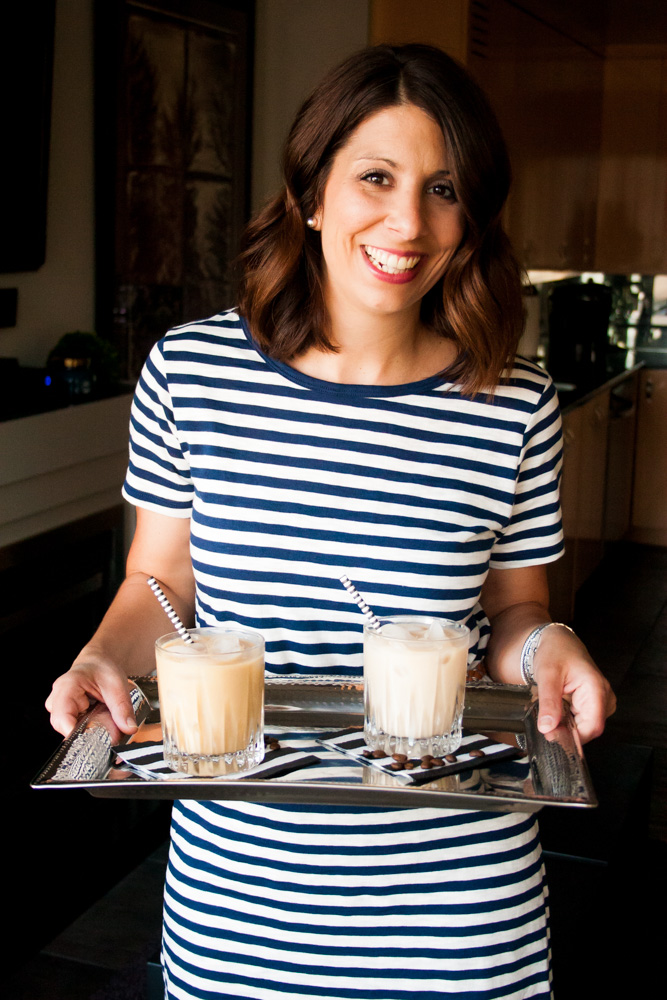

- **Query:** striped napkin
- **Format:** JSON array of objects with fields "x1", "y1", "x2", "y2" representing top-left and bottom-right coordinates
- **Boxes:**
[
  {"x1": 113, "y1": 724, "x2": 321, "y2": 781},
  {"x1": 317, "y1": 728, "x2": 523, "y2": 786}
]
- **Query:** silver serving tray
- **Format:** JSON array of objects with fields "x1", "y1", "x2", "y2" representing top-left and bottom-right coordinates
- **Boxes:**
[{"x1": 32, "y1": 677, "x2": 597, "y2": 812}]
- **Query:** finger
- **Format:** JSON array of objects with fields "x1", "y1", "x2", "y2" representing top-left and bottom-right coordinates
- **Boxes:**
[
  {"x1": 535, "y1": 670, "x2": 564, "y2": 735},
  {"x1": 98, "y1": 675, "x2": 138, "y2": 734},
  {"x1": 605, "y1": 688, "x2": 617, "y2": 719},
  {"x1": 46, "y1": 689, "x2": 92, "y2": 737},
  {"x1": 584, "y1": 687, "x2": 617, "y2": 739},
  {"x1": 50, "y1": 712, "x2": 79, "y2": 738},
  {"x1": 45, "y1": 686, "x2": 88, "y2": 713},
  {"x1": 568, "y1": 680, "x2": 614, "y2": 744},
  {"x1": 572, "y1": 712, "x2": 605, "y2": 745},
  {"x1": 48, "y1": 702, "x2": 87, "y2": 738}
]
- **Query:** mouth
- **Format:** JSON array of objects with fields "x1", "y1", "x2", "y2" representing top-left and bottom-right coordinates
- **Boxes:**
[{"x1": 362, "y1": 245, "x2": 425, "y2": 276}]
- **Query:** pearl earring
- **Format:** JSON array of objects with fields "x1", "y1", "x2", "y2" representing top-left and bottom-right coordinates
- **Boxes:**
[{"x1": 306, "y1": 217, "x2": 317, "y2": 229}]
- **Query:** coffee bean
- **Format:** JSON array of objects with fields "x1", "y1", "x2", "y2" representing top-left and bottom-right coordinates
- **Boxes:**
[
  {"x1": 420, "y1": 758, "x2": 433, "y2": 769},
  {"x1": 371, "y1": 749, "x2": 385, "y2": 759},
  {"x1": 389, "y1": 762, "x2": 405, "y2": 771},
  {"x1": 362, "y1": 750, "x2": 373, "y2": 759},
  {"x1": 403, "y1": 761, "x2": 415, "y2": 770},
  {"x1": 469, "y1": 749, "x2": 485, "y2": 757},
  {"x1": 445, "y1": 754, "x2": 457, "y2": 763},
  {"x1": 392, "y1": 753, "x2": 408, "y2": 762},
  {"x1": 431, "y1": 758, "x2": 444, "y2": 767}
]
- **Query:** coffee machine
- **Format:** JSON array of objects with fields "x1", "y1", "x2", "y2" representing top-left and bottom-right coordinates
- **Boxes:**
[{"x1": 547, "y1": 280, "x2": 612, "y2": 388}]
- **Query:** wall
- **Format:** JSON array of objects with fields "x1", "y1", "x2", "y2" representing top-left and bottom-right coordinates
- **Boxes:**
[
  {"x1": 0, "y1": 0, "x2": 95, "y2": 369},
  {"x1": 251, "y1": 0, "x2": 370, "y2": 212}
]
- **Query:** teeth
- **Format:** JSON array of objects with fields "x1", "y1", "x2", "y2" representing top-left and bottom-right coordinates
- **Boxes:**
[{"x1": 364, "y1": 246, "x2": 421, "y2": 274}]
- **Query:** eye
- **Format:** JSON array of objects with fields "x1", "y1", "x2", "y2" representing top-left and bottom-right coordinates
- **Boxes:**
[
  {"x1": 428, "y1": 179, "x2": 457, "y2": 202},
  {"x1": 360, "y1": 170, "x2": 390, "y2": 186}
]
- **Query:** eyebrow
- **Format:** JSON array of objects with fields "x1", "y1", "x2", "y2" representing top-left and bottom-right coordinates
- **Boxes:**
[
  {"x1": 353, "y1": 156, "x2": 451, "y2": 175},
  {"x1": 354, "y1": 156, "x2": 398, "y2": 167}
]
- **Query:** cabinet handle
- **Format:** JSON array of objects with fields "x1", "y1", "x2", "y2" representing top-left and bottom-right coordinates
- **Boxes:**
[{"x1": 645, "y1": 378, "x2": 654, "y2": 400}]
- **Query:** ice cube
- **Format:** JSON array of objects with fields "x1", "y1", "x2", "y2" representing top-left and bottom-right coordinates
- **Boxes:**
[
  {"x1": 207, "y1": 633, "x2": 242, "y2": 654},
  {"x1": 167, "y1": 636, "x2": 202, "y2": 654},
  {"x1": 380, "y1": 623, "x2": 416, "y2": 641},
  {"x1": 426, "y1": 621, "x2": 446, "y2": 641}
]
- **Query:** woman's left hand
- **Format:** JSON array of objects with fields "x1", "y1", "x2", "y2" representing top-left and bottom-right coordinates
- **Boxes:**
[
  {"x1": 532, "y1": 625, "x2": 616, "y2": 744},
  {"x1": 481, "y1": 565, "x2": 616, "y2": 744}
]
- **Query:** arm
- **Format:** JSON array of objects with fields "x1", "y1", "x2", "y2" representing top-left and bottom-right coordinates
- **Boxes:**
[
  {"x1": 481, "y1": 564, "x2": 616, "y2": 743},
  {"x1": 45, "y1": 507, "x2": 194, "y2": 737}
]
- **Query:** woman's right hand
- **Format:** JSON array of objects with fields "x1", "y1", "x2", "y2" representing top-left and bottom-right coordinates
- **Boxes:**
[
  {"x1": 45, "y1": 652, "x2": 138, "y2": 738},
  {"x1": 45, "y1": 509, "x2": 195, "y2": 739}
]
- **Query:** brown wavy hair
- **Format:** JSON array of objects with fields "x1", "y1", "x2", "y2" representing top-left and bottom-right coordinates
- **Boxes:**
[{"x1": 238, "y1": 44, "x2": 523, "y2": 395}]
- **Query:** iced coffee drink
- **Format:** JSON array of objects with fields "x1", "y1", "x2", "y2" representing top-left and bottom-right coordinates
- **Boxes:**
[
  {"x1": 363, "y1": 617, "x2": 470, "y2": 757},
  {"x1": 155, "y1": 627, "x2": 265, "y2": 776}
]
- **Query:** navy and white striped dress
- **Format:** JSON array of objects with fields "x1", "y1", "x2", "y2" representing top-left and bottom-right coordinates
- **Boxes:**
[{"x1": 123, "y1": 309, "x2": 563, "y2": 999}]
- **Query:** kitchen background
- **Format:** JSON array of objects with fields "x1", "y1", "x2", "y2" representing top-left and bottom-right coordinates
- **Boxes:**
[{"x1": 1, "y1": 1, "x2": 665, "y2": 997}]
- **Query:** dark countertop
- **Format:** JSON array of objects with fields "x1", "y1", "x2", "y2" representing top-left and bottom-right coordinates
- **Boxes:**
[
  {"x1": 554, "y1": 363, "x2": 643, "y2": 415},
  {"x1": 635, "y1": 347, "x2": 667, "y2": 369},
  {"x1": 0, "y1": 374, "x2": 135, "y2": 423}
]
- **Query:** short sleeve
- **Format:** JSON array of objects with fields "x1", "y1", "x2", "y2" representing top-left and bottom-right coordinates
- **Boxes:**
[
  {"x1": 490, "y1": 376, "x2": 564, "y2": 568},
  {"x1": 122, "y1": 339, "x2": 194, "y2": 517}
]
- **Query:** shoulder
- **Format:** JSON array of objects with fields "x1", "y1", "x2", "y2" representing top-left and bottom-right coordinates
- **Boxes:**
[
  {"x1": 142, "y1": 308, "x2": 261, "y2": 382},
  {"x1": 157, "y1": 308, "x2": 248, "y2": 358},
  {"x1": 503, "y1": 356, "x2": 555, "y2": 395},
  {"x1": 446, "y1": 357, "x2": 561, "y2": 447},
  {"x1": 489, "y1": 356, "x2": 559, "y2": 417}
]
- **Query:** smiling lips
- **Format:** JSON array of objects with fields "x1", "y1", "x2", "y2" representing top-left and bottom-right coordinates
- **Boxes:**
[{"x1": 362, "y1": 245, "x2": 426, "y2": 283}]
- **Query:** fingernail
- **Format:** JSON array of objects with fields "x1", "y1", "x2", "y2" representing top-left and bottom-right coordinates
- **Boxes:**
[
  {"x1": 538, "y1": 715, "x2": 554, "y2": 731},
  {"x1": 126, "y1": 716, "x2": 138, "y2": 729}
]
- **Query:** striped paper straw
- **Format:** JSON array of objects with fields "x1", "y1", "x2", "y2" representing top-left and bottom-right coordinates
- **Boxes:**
[
  {"x1": 339, "y1": 574, "x2": 381, "y2": 630},
  {"x1": 147, "y1": 576, "x2": 195, "y2": 643}
]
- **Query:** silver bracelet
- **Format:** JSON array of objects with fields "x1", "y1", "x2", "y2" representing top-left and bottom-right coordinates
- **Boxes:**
[{"x1": 520, "y1": 622, "x2": 575, "y2": 686}]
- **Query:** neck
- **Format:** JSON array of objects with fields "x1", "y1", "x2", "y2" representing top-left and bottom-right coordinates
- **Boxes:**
[
  {"x1": 290, "y1": 309, "x2": 457, "y2": 386},
  {"x1": 341, "y1": 300, "x2": 421, "y2": 377}
]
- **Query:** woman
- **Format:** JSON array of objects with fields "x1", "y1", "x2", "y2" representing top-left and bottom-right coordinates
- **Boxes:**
[{"x1": 47, "y1": 45, "x2": 614, "y2": 999}]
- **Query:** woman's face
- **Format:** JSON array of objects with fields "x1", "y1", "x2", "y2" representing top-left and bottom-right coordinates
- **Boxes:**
[{"x1": 314, "y1": 102, "x2": 465, "y2": 329}]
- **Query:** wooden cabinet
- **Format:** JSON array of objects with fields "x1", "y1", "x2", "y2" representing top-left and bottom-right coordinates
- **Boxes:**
[
  {"x1": 467, "y1": 1, "x2": 603, "y2": 272},
  {"x1": 547, "y1": 388, "x2": 615, "y2": 622},
  {"x1": 605, "y1": 371, "x2": 639, "y2": 542},
  {"x1": 631, "y1": 369, "x2": 667, "y2": 546},
  {"x1": 548, "y1": 369, "x2": 648, "y2": 623},
  {"x1": 595, "y1": 48, "x2": 667, "y2": 274},
  {"x1": 547, "y1": 405, "x2": 581, "y2": 622},
  {"x1": 369, "y1": 0, "x2": 469, "y2": 62},
  {"x1": 574, "y1": 391, "x2": 611, "y2": 587}
]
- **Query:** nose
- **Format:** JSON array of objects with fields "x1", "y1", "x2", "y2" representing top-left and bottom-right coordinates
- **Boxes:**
[{"x1": 385, "y1": 187, "x2": 425, "y2": 241}]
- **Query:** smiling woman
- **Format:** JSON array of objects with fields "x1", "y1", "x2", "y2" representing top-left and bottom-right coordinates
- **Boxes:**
[
  {"x1": 291, "y1": 104, "x2": 465, "y2": 384},
  {"x1": 239, "y1": 44, "x2": 523, "y2": 395},
  {"x1": 321, "y1": 108, "x2": 462, "y2": 332},
  {"x1": 47, "y1": 42, "x2": 615, "y2": 1000}
]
